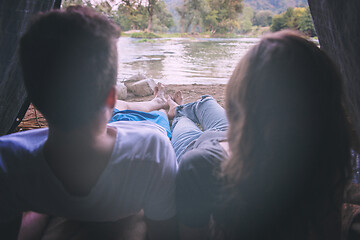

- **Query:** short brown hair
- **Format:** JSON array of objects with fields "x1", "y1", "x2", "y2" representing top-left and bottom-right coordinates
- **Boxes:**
[{"x1": 20, "y1": 6, "x2": 120, "y2": 130}]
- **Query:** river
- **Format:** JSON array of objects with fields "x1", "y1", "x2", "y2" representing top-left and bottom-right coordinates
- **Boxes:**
[{"x1": 117, "y1": 37, "x2": 260, "y2": 85}]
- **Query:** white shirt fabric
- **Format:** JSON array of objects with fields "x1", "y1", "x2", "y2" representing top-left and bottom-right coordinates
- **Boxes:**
[{"x1": 0, "y1": 121, "x2": 177, "y2": 222}]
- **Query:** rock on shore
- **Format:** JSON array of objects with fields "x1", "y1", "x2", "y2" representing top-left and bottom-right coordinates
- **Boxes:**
[{"x1": 118, "y1": 74, "x2": 158, "y2": 99}]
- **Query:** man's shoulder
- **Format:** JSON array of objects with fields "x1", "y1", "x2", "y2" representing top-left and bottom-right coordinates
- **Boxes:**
[
  {"x1": 0, "y1": 128, "x2": 48, "y2": 152},
  {"x1": 0, "y1": 128, "x2": 48, "y2": 174},
  {"x1": 109, "y1": 121, "x2": 175, "y2": 164},
  {"x1": 0, "y1": 128, "x2": 48, "y2": 147},
  {"x1": 109, "y1": 121, "x2": 169, "y2": 144}
]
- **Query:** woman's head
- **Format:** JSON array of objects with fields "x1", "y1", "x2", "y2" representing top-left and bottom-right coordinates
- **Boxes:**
[{"x1": 219, "y1": 30, "x2": 351, "y2": 239}]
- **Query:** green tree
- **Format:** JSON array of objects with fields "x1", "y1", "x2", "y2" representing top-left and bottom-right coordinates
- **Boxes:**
[
  {"x1": 61, "y1": 0, "x2": 90, "y2": 8},
  {"x1": 113, "y1": 0, "x2": 173, "y2": 32},
  {"x1": 298, "y1": 8, "x2": 316, "y2": 36},
  {"x1": 177, "y1": 0, "x2": 210, "y2": 33},
  {"x1": 176, "y1": 4, "x2": 187, "y2": 33},
  {"x1": 253, "y1": 10, "x2": 273, "y2": 27},
  {"x1": 283, "y1": 7, "x2": 294, "y2": 28},
  {"x1": 178, "y1": 0, "x2": 243, "y2": 34},
  {"x1": 207, "y1": 0, "x2": 243, "y2": 33},
  {"x1": 146, "y1": 0, "x2": 175, "y2": 31},
  {"x1": 270, "y1": 14, "x2": 286, "y2": 32},
  {"x1": 146, "y1": 0, "x2": 156, "y2": 31},
  {"x1": 153, "y1": 1, "x2": 175, "y2": 32},
  {"x1": 94, "y1": 1, "x2": 113, "y2": 16},
  {"x1": 240, "y1": 18, "x2": 252, "y2": 33},
  {"x1": 239, "y1": 5, "x2": 253, "y2": 33},
  {"x1": 62, "y1": 0, "x2": 174, "y2": 33},
  {"x1": 115, "y1": 2, "x2": 148, "y2": 31},
  {"x1": 204, "y1": 10, "x2": 219, "y2": 33},
  {"x1": 270, "y1": 6, "x2": 316, "y2": 37}
]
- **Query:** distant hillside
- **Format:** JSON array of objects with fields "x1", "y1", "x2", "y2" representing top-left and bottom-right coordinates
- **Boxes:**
[{"x1": 244, "y1": 0, "x2": 308, "y2": 13}]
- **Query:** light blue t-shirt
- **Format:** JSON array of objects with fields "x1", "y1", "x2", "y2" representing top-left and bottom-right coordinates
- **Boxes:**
[
  {"x1": 0, "y1": 121, "x2": 177, "y2": 222},
  {"x1": 109, "y1": 109, "x2": 172, "y2": 139}
]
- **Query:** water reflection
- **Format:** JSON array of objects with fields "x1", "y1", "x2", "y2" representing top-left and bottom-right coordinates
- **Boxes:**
[{"x1": 117, "y1": 37, "x2": 259, "y2": 84}]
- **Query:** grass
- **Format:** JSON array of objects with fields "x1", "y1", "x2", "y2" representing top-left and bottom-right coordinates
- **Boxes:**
[
  {"x1": 130, "y1": 31, "x2": 160, "y2": 39},
  {"x1": 121, "y1": 32, "x2": 132, "y2": 37},
  {"x1": 137, "y1": 39, "x2": 156, "y2": 43},
  {"x1": 157, "y1": 33, "x2": 183, "y2": 38},
  {"x1": 211, "y1": 33, "x2": 239, "y2": 38}
]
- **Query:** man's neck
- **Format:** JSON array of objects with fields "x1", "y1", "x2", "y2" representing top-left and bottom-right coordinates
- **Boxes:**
[
  {"x1": 47, "y1": 122, "x2": 108, "y2": 149},
  {"x1": 46, "y1": 106, "x2": 113, "y2": 149},
  {"x1": 43, "y1": 108, "x2": 117, "y2": 196}
]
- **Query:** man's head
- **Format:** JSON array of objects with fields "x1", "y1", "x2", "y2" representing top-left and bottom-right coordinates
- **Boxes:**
[{"x1": 20, "y1": 6, "x2": 120, "y2": 130}]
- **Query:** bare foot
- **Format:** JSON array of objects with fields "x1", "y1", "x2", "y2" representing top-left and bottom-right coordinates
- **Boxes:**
[
  {"x1": 152, "y1": 82, "x2": 168, "y2": 109},
  {"x1": 153, "y1": 83, "x2": 159, "y2": 96},
  {"x1": 167, "y1": 95, "x2": 179, "y2": 120},
  {"x1": 173, "y1": 91, "x2": 184, "y2": 105}
]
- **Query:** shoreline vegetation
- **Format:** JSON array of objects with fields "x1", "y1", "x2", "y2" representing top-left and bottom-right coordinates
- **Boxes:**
[
  {"x1": 122, "y1": 29, "x2": 318, "y2": 44},
  {"x1": 123, "y1": 26, "x2": 271, "y2": 39},
  {"x1": 62, "y1": 1, "x2": 316, "y2": 41},
  {"x1": 16, "y1": 84, "x2": 226, "y2": 132}
]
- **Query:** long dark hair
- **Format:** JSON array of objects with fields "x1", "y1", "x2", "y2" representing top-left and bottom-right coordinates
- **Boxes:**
[{"x1": 214, "y1": 30, "x2": 352, "y2": 239}]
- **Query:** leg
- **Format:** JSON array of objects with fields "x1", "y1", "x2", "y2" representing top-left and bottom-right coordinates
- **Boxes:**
[
  {"x1": 115, "y1": 83, "x2": 168, "y2": 112},
  {"x1": 171, "y1": 93, "x2": 228, "y2": 132},
  {"x1": 158, "y1": 109, "x2": 168, "y2": 118},
  {"x1": 18, "y1": 212, "x2": 49, "y2": 240},
  {"x1": 171, "y1": 116, "x2": 203, "y2": 162},
  {"x1": 169, "y1": 94, "x2": 203, "y2": 160},
  {"x1": 167, "y1": 91, "x2": 184, "y2": 120},
  {"x1": 110, "y1": 83, "x2": 172, "y2": 139},
  {"x1": 190, "y1": 95, "x2": 228, "y2": 131}
]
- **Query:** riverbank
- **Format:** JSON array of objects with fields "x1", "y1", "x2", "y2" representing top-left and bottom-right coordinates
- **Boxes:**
[
  {"x1": 16, "y1": 84, "x2": 227, "y2": 132},
  {"x1": 127, "y1": 84, "x2": 226, "y2": 106},
  {"x1": 122, "y1": 27, "x2": 271, "y2": 39}
]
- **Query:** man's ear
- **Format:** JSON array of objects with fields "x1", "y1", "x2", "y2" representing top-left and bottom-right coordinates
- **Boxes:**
[{"x1": 105, "y1": 86, "x2": 117, "y2": 109}]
